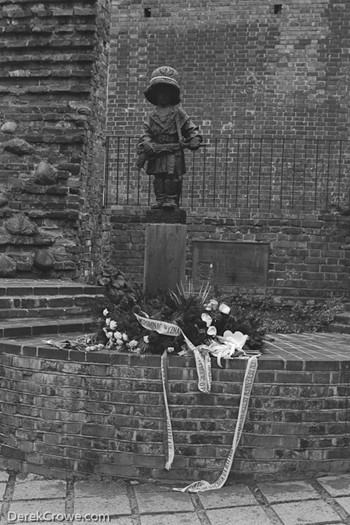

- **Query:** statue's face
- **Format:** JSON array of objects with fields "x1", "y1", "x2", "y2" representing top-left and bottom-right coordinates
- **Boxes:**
[{"x1": 154, "y1": 84, "x2": 174, "y2": 106}]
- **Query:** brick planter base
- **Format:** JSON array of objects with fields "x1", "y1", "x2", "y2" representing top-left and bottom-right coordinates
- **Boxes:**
[{"x1": 0, "y1": 334, "x2": 349, "y2": 483}]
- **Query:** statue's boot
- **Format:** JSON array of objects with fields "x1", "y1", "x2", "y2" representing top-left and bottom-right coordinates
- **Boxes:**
[
  {"x1": 151, "y1": 177, "x2": 166, "y2": 209},
  {"x1": 163, "y1": 179, "x2": 181, "y2": 209}
]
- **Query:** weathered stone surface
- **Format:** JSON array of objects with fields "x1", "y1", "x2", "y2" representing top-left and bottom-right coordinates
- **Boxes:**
[
  {"x1": 4, "y1": 214, "x2": 39, "y2": 236},
  {"x1": 1, "y1": 121, "x2": 17, "y2": 134},
  {"x1": 33, "y1": 161, "x2": 58, "y2": 185},
  {"x1": 33, "y1": 249, "x2": 55, "y2": 271},
  {"x1": 2, "y1": 235, "x2": 54, "y2": 247},
  {"x1": 0, "y1": 254, "x2": 17, "y2": 277},
  {"x1": 0, "y1": 192, "x2": 9, "y2": 208},
  {"x1": 145, "y1": 208, "x2": 187, "y2": 224},
  {"x1": 3, "y1": 138, "x2": 34, "y2": 155}
]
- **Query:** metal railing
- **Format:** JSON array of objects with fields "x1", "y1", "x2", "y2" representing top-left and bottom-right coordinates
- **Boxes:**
[{"x1": 104, "y1": 136, "x2": 350, "y2": 213}]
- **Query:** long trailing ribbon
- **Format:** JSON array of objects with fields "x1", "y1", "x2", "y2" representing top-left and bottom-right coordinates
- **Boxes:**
[
  {"x1": 160, "y1": 350, "x2": 175, "y2": 470},
  {"x1": 135, "y1": 312, "x2": 212, "y2": 393},
  {"x1": 175, "y1": 355, "x2": 258, "y2": 492},
  {"x1": 135, "y1": 312, "x2": 259, "y2": 490}
]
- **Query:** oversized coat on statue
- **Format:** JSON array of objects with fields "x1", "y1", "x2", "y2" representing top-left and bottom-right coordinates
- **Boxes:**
[{"x1": 137, "y1": 106, "x2": 202, "y2": 177}]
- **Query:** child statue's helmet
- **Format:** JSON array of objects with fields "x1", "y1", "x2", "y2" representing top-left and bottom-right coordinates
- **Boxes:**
[{"x1": 144, "y1": 66, "x2": 181, "y2": 106}]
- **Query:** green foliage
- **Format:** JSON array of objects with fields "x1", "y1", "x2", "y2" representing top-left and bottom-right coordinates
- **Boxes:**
[
  {"x1": 218, "y1": 293, "x2": 345, "y2": 334},
  {"x1": 91, "y1": 268, "x2": 344, "y2": 354}
]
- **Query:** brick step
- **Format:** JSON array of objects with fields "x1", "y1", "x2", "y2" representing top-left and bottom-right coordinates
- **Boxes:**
[
  {"x1": 329, "y1": 323, "x2": 350, "y2": 335},
  {"x1": 0, "y1": 279, "x2": 104, "y2": 297},
  {"x1": 0, "y1": 306, "x2": 102, "y2": 321},
  {"x1": 333, "y1": 311, "x2": 350, "y2": 326},
  {"x1": 0, "y1": 294, "x2": 105, "y2": 319},
  {"x1": 0, "y1": 317, "x2": 97, "y2": 339}
]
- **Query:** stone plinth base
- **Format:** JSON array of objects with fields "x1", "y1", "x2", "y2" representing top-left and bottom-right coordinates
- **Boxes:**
[
  {"x1": 145, "y1": 208, "x2": 186, "y2": 224},
  {"x1": 144, "y1": 223, "x2": 186, "y2": 295}
]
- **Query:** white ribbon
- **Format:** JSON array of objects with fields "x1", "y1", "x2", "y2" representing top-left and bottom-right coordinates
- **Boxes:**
[
  {"x1": 160, "y1": 350, "x2": 175, "y2": 470},
  {"x1": 175, "y1": 355, "x2": 258, "y2": 492},
  {"x1": 135, "y1": 313, "x2": 259, "y2": 488}
]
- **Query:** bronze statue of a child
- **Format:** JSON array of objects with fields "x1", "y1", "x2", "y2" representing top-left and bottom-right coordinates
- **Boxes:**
[{"x1": 137, "y1": 66, "x2": 202, "y2": 209}]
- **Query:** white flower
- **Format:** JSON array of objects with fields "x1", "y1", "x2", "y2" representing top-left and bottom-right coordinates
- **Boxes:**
[
  {"x1": 128, "y1": 340, "x2": 138, "y2": 349},
  {"x1": 218, "y1": 303, "x2": 230, "y2": 315},
  {"x1": 116, "y1": 339, "x2": 123, "y2": 346},
  {"x1": 109, "y1": 320, "x2": 117, "y2": 331},
  {"x1": 207, "y1": 325, "x2": 217, "y2": 336},
  {"x1": 105, "y1": 331, "x2": 113, "y2": 339},
  {"x1": 105, "y1": 318, "x2": 111, "y2": 327},
  {"x1": 219, "y1": 330, "x2": 248, "y2": 350},
  {"x1": 143, "y1": 335, "x2": 149, "y2": 344},
  {"x1": 209, "y1": 331, "x2": 248, "y2": 367},
  {"x1": 205, "y1": 299, "x2": 219, "y2": 311},
  {"x1": 201, "y1": 312, "x2": 212, "y2": 327},
  {"x1": 114, "y1": 330, "x2": 122, "y2": 340},
  {"x1": 167, "y1": 347, "x2": 175, "y2": 353},
  {"x1": 122, "y1": 333, "x2": 128, "y2": 341},
  {"x1": 103, "y1": 308, "x2": 109, "y2": 317}
]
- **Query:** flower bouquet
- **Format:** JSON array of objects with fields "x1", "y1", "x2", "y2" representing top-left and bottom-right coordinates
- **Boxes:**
[{"x1": 87, "y1": 282, "x2": 265, "y2": 361}]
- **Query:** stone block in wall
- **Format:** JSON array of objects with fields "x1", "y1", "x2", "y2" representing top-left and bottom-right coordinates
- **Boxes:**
[
  {"x1": 33, "y1": 162, "x2": 58, "y2": 185},
  {"x1": 4, "y1": 214, "x2": 39, "y2": 236},
  {"x1": 3, "y1": 138, "x2": 34, "y2": 156},
  {"x1": 0, "y1": 254, "x2": 17, "y2": 277}
]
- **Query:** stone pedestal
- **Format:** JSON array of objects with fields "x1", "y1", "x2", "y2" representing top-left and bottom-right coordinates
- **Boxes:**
[
  {"x1": 144, "y1": 223, "x2": 187, "y2": 295},
  {"x1": 145, "y1": 208, "x2": 186, "y2": 224}
]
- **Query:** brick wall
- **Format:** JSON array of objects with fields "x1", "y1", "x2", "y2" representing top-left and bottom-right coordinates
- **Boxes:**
[
  {"x1": 107, "y1": 0, "x2": 350, "y2": 139},
  {"x1": 0, "y1": 0, "x2": 111, "y2": 279},
  {"x1": 104, "y1": 0, "x2": 350, "y2": 295},
  {"x1": 109, "y1": 209, "x2": 350, "y2": 300},
  {"x1": 0, "y1": 347, "x2": 349, "y2": 482}
]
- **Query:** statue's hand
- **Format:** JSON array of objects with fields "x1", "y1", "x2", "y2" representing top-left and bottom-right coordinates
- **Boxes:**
[
  {"x1": 142, "y1": 142, "x2": 154, "y2": 156},
  {"x1": 186, "y1": 137, "x2": 201, "y2": 150}
]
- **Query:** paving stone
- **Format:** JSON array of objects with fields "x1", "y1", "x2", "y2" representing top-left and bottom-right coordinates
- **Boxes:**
[
  {"x1": 335, "y1": 497, "x2": 350, "y2": 514},
  {"x1": 140, "y1": 512, "x2": 201, "y2": 525},
  {"x1": 8, "y1": 498, "x2": 65, "y2": 521},
  {"x1": 206, "y1": 505, "x2": 272, "y2": 525},
  {"x1": 135, "y1": 490, "x2": 194, "y2": 514},
  {"x1": 0, "y1": 472, "x2": 8, "y2": 482},
  {"x1": 198, "y1": 484, "x2": 258, "y2": 509},
  {"x1": 258, "y1": 480, "x2": 320, "y2": 503},
  {"x1": 75, "y1": 480, "x2": 128, "y2": 497},
  {"x1": 74, "y1": 495, "x2": 131, "y2": 516},
  {"x1": 271, "y1": 500, "x2": 342, "y2": 525},
  {"x1": 108, "y1": 519, "x2": 134, "y2": 525},
  {"x1": 12, "y1": 480, "x2": 66, "y2": 501},
  {"x1": 317, "y1": 475, "x2": 350, "y2": 497},
  {"x1": 131, "y1": 482, "x2": 172, "y2": 493}
]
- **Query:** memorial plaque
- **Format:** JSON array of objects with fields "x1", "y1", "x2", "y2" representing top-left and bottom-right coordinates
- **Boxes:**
[{"x1": 192, "y1": 241, "x2": 269, "y2": 287}]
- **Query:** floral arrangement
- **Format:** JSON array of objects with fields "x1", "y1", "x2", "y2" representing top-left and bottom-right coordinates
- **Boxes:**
[{"x1": 86, "y1": 282, "x2": 265, "y2": 359}]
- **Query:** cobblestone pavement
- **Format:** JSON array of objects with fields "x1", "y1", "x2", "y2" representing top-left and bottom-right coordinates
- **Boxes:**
[{"x1": 1, "y1": 471, "x2": 350, "y2": 525}]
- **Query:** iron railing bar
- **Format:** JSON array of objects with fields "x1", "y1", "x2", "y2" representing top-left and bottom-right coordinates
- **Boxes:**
[
  {"x1": 235, "y1": 138, "x2": 240, "y2": 206},
  {"x1": 315, "y1": 139, "x2": 319, "y2": 211},
  {"x1": 280, "y1": 138, "x2": 285, "y2": 210},
  {"x1": 337, "y1": 140, "x2": 343, "y2": 207},
  {"x1": 246, "y1": 137, "x2": 251, "y2": 208},
  {"x1": 103, "y1": 136, "x2": 110, "y2": 207},
  {"x1": 224, "y1": 137, "x2": 229, "y2": 207},
  {"x1": 213, "y1": 137, "x2": 218, "y2": 207},
  {"x1": 303, "y1": 138, "x2": 308, "y2": 211},
  {"x1": 258, "y1": 138, "x2": 263, "y2": 207},
  {"x1": 269, "y1": 137, "x2": 273, "y2": 211},
  {"x1": 202, "y1": 143, "x2": 207, "y2": 207},
  {"x1": 325, "y1": 139, "x2": 332, "y2": 210},
  {"x1": 116, "y1": 136, "x2": 120, "y2": 204},
  {"x1": 291, "y1": 138, "x2": 297, "y2": 209}
]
